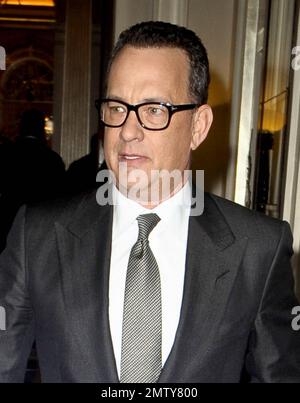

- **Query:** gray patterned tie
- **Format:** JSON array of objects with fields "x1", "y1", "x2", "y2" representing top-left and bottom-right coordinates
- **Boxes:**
[{"x1": 120, "y1": 213, "x2": 162, "y2": 383}]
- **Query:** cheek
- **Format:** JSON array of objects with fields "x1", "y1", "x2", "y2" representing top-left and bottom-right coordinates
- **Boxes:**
[
  {"x1": 171, "y1": 117, "x2": 193, "y2": 148},
  {"x1": 153, "y1": 137, "x2": 190, "y2": 170},
  {"x1": 103, "y1": 138, "x2": 110, "y2": 164},
  {"x1": 167, "y1": 130, "x2": 192, "y2": 161},
  {"x1": 104, "y1": 131, "x2": 118, "y2": 160}
]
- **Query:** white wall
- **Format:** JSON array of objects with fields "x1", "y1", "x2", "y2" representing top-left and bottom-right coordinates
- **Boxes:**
[
  {"x1": 188, "y1": 0, "x2": 235, "y2": 103},
  {"x1": 114, "y1": 0, "x2": 154, "y2": 42},
  {"x1": 187, "y1": 0, "x2": 236, "y2": 197}
]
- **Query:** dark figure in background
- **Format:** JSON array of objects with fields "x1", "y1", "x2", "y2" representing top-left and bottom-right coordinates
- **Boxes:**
[
  {"x1": 0, "y1": 135, "x2": 13, "y2": 191},
  {"x1": 0, "y1": 135, "x2": 14, "y2": 253},
  {"x1": 0, "y1": 135, "x2": 13, "y2": 195},
  {"x1": 0, "y1": 109, "x2": 65, "y2": 252},
  {"x1": 13, "y1": 109, "x2": 65, "y2": 203},
  {"x1": 65, "y1": 132, "x2": 106, "y2": 195}
]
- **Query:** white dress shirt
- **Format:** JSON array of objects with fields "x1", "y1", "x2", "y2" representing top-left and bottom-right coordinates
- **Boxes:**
[{"x1": 109, "y1": 181, "x2": 191, "y2": 377}]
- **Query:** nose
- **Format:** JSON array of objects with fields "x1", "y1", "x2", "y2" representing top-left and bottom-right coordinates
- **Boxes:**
[{"x1": 119, "y1": 110, "x2": 144, "y2": 142}]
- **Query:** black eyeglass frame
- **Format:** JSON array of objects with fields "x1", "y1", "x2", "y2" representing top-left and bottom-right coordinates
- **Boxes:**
[{"x1": 95, "y1": 98, "x2": 199, "y2": 131}]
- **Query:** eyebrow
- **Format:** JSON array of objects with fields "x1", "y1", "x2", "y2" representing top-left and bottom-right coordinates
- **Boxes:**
[
  {"x1": 105, "y1": 95, "x2": 172, "y2": 104},
  {"x1": 105, "y1": 95, "x2": 124, "y2": 102},
  {"x1": 142, "y1": 97, "x2": 171, "y2": 104}
]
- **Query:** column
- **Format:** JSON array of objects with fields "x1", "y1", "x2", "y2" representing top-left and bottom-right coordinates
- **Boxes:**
[{"x1": 53, "y1": 0, "x2": 95, "y2": 167}]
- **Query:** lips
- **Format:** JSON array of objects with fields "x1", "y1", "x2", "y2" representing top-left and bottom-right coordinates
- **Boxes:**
[
  {"x1": 118, "y1": 153, "x2": 149, "y2": 161},
  {"x1": 118, "y1": 153, "x2": 149, "y2": 169}
]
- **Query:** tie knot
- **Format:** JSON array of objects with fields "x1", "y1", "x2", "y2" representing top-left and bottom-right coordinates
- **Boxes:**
[{"x1": 137, "y1": 213, "x2": 160, "y2": 240}]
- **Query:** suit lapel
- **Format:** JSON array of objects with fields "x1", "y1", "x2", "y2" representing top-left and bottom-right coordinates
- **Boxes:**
[
  {"x1": 158, "y1": 194, "x2": 248, "y2": 382},
  {"x1": 55, "y1": 191, "x2": 119, "y2": 382}
]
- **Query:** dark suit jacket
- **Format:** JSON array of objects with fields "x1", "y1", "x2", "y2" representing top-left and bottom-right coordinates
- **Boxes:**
[{"x1": 0, "y1": 189, "x2": 299, "y2": 382}]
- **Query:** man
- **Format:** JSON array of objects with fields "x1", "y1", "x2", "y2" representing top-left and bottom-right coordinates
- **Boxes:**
[
  {"x1": 65, "y1": 132, "x2": 106, "y2": 195},
  {"x1": 0, "y1": 109, "x2": 66, "y2": 253},
  {"x1": 0, "y1": 21, "x2": 299, "y2": 383}
]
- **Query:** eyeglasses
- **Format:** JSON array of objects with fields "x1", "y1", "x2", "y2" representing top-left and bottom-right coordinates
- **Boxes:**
[{"x1": 95, "y1": 99, "x2": 199, "y2": 131}]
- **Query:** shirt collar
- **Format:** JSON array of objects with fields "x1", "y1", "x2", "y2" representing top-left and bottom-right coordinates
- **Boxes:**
[{"x1": 112, "y1": 180, "x2": 191, "y2": 240}]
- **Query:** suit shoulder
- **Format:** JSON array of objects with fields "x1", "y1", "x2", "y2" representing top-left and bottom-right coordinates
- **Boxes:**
[
  {"x1": 24, "y1": 188, "x2": 98, "y2": 228},
  {"x1": 206, "y1": 193, "x2": 291, "y2": 241}
]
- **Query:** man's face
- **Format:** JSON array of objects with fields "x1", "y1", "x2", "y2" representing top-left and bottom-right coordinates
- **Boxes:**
[{"x1": 104, "y1": 46, "x2": 211, "y2": 205}]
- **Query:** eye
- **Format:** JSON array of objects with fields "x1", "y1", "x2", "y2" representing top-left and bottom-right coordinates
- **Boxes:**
[
  {"x1": 109, "y1": 104, "x2": 126, "y2": 114},
  {"x1": 146, "y1": 105, "x2": 166, "y2": 116}
]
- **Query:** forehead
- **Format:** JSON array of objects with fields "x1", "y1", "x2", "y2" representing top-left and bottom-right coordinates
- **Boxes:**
[
  {"x1": 107, "y1": 46, "x2": 190, "y2": 100},
  {"x1": 109, "y1": 45, "x2": 189, "y2": 75}
]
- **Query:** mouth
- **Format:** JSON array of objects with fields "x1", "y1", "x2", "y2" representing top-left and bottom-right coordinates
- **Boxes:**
[{"x1": 118, "y1": 153, "x2": 149, "y2": 162}]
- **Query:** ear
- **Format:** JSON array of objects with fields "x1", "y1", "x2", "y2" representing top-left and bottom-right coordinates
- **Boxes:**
[{"x1": 190, "y1": 104, "x2": 213, "y2": 151}]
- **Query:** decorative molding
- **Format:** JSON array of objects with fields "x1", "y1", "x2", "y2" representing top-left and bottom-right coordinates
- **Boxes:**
[
  {"x1": 55, "y1": 0, "x2": 93, "y2": 167},
  {"x1": 233, "y1": 0, "x2": 268, "y2": 207},
  {"x1": 225, "y1": 0, "x2": 247, "y2": 201}
]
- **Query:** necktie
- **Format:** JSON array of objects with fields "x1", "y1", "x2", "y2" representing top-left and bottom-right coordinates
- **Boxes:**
[{"x1": 120, "y1": 213, "x2": 162, "y2": 383}]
